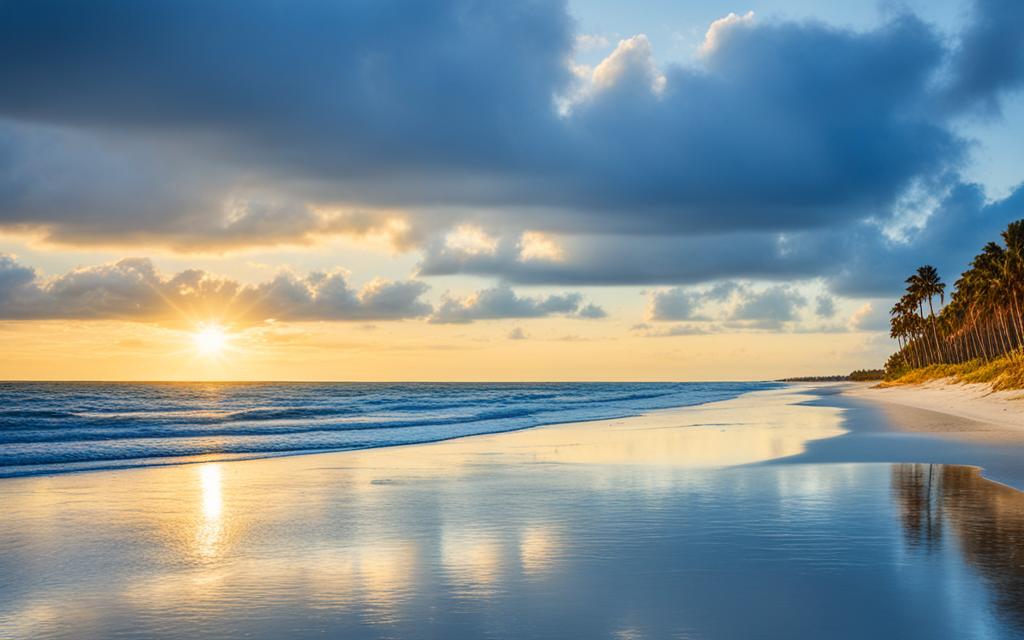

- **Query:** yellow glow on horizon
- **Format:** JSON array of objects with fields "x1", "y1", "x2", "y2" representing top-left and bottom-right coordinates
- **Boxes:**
[
  {"x1": 0, "y1": 317, "x2": 890, "y2": 381},
  {"x1": 193, "y1": 324, "x2": 229, "y2": 357}
]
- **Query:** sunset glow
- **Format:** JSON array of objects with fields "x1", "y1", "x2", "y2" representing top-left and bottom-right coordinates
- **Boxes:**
[
  {"x1": 0, "y1": 0, "x2": 1019, "y2": 383},
  {"x1": 193, "y1": 325, "x2": 229, "y2": 358}
]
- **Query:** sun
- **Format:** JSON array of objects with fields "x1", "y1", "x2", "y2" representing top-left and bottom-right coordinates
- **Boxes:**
[{"x1": 193, "y1": 324, "x2": 229, "y2": 357}]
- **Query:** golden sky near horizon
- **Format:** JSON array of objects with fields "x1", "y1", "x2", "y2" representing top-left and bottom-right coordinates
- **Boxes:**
[
  {"x1": 0, "y1": 230, "x2": 894, "y2": 380},
  {"x1": 0, "y1": 313, "x2": 887, "y2": 381}
]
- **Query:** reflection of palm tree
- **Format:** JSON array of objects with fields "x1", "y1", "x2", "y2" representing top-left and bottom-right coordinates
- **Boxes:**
[
  {"x1": 891, "y1": 464, "x2": 942, "y2": 549},
  {"x1": 891, "y1": 464, "x2": 1024, "y2": 631}
]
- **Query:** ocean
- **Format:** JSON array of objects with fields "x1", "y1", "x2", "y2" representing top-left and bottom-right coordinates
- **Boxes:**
[{"x1": 0, "y1": 381, "x2": 775, "y2": 477}]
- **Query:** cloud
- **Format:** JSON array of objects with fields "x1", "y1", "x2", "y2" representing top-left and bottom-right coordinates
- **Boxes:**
[
  {"x1": 0, "y1": 120, "x2": 418, "y2": 250},
  {"x1": 730, "y1": 285, "x2": 807, "y2": 329},
  {"x1": 639, "y1": 281, "x2": 832, "y2": 333},
  {"x1": 640, "y1": 323, "x2": 713, "y2": 337},
  {"x1": 428, "y1": 284, "x2": 604, "y2": 324},
  {"x1": 588, "y1": 35, "x2": 665, "y2": 95},
  {"x1": 944, "y1": 0, "x2": 1024, "y2": 114},
  {"x1": 848, "y1": 302, "x2": 890, "y2": 332},
  {"x1": 647, "y1": 287, "x2": 703, "y2": 321},
  {"x1": 0, "y1": 0, "x2": 572, "y2": 169},
  {"x1": 699, "y1": 11, "x2": 755, "y2": 56},
  {"x1": 420, "y1": 181, "x2": 1024, "y2": 300},
  {"x1": 0, "y1": 0, "x2": 1019, "y2": 318},
  {"x1": 0, "y1": 0, "x2": 572, "y2": 248},
  {"x1": 0, "y1": 0, "x2": 1018, "y2": 253},
  {"x1": 518, "y1": 231, "x2": 564, "y2": 262},
  {"x1": 0, "y1": 256, "x2": 430, "y2": 325},
  {"x1": 815, "y1": 295, "x2": 837, "y2": 318},
  {"x1": 507, "y1": 327, "x2": 528, "y2": 340},
  {"x1": 577, "y1": 303, "x2": 608, "y2": 319},
  {"x1": 827, "y1": 181, "x2": 1024, "y2": 296}
]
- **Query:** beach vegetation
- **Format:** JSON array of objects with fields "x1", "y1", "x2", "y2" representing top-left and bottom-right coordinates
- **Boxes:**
[
  {"x1": 881, "y1": 353, "x2": 1024, "y2": 391},
  {"x1": 849, "y1": 369, "x2": 885, "y2": 381}
]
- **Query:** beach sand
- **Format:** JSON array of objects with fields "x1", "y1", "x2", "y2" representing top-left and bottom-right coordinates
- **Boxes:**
[
  {"x1": 843, "y1": 380, "x2": 1024, "y2": 438},
  {"x1": 2, "y1": 385, "x2": 1024, "y2": 639}
]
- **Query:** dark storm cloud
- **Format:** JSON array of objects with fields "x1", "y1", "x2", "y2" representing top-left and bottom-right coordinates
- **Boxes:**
[
  {"x1": 559, "y1": 16, "x2": 961, "y2": 232},
  {"x1": 0, "y1": 120, "x2": 425, "y2": 249},
  {"x1": 0, "y1": 0, "x2": 574, "y2": 247},
  {"x1": 0, "y1": 0, "x2": 573, "y2": 173},
  {"x1": 0, "y1": 0, "x2": 1020, "y2": 289},
  {"x1": 826, "y1": 182, "x2": 1024, "y2": 296},
  {"x1": 421, "y1": 181, "x2": 1024, "y2": 297},
  {"x1": 944, "y1": 0, "x2": 1024, "y2": 114},
  {"x1": 419, "y1": 231, "x2": 827, "y2": 285}
]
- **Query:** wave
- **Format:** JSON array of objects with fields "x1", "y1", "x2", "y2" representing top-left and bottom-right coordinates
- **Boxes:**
[{"x1": 0, "y1": 381, "x2": 776, "y2": 476}]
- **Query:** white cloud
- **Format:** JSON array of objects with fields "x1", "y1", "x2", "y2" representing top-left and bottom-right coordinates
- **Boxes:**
[
  {"x1": 0, "y1": 255, "x2": 431, "y2": 326},
  {"x1": 699, "y1": 11, "x2": 755, "y2": 57},
  {"x1": 445, "y1": 225, "x2": 499, "y2": 256},
  {"x1": 518, "y1": 231, "x2": 564, "y2": 262},
  {"x1": 848, "y1": 302, "x2": 889, "y2": 331},
  {"x1": 589, "y1": 35, "x2": 665, "y2": 95}
]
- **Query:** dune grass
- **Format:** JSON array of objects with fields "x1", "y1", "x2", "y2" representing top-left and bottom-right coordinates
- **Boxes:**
[{"x1": 881, "y1": 352, "x2": 1024, "y2": 391}]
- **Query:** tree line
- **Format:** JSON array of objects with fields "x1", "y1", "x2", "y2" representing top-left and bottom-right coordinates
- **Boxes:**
[{"x1": 887, "y1": 220, "x2": 1024, "y2": 374}]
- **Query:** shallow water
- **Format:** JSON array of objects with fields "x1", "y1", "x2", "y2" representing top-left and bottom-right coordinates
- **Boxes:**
[{"x1": 1, "y1": 388, "x2": 1022, "y2": 639}]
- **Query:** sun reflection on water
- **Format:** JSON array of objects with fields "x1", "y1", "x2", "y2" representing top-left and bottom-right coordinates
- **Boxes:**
[
  {"x1": 196, "y1": 464, "x2": 224, "y2": 559},
  {"x1": 441, "y1": 530, "x2": 504, "y2": 598},
  {"x1": 519, "y1": 525, "x2": 561, "y2": 577}
]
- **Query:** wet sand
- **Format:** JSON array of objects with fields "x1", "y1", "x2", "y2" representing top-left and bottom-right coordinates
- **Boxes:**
[
  {"x1": 2, "y1": 385, "x2": 1024, "y2": 639},
  {"x1": 777, "y1": 383, "x2": 1024, "y2": 490}
]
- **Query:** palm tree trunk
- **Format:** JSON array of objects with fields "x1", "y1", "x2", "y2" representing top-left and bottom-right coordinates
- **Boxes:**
[{"x1": 926, "y1": 297, "x2": 943, "y2": 363}]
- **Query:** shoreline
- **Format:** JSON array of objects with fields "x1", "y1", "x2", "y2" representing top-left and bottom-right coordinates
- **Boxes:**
[
  {"x1": 777, "y1": 380, "x2": 1024, "y2": 490},
  {"x1": 3, "y1": 379, "x2": 1022, "y2": 484},
  {"x1": 0, "y1": 385, "x2": 826, "y2": 482},
  {"x1": 0, "y1": 378, "x2": 770, "y2": 479}
]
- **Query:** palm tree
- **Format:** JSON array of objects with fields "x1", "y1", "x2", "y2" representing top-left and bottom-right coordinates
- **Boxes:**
[
  {"x1": 1001, "y1": 221, "x2": 1024, "y2": 346},
  {"x1": 886, "y1": 220, "x2": 1024, "y2": 376},
  {"x1": 914, "y1": 265, "x2": 945, "y2": 361}
]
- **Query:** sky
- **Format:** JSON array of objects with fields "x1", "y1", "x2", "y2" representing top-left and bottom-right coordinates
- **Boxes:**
[{"x1": 0, "y1": 0, "x2": 1022, "y2": 381}]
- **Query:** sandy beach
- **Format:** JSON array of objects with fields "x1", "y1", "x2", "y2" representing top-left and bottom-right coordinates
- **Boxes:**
[
  {"x1": 844, "y1": 381, "x2": 1024, "y2": 437},
  {"x1": 3, "y1": 384, "x2": 1024, "y2": 639}
]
